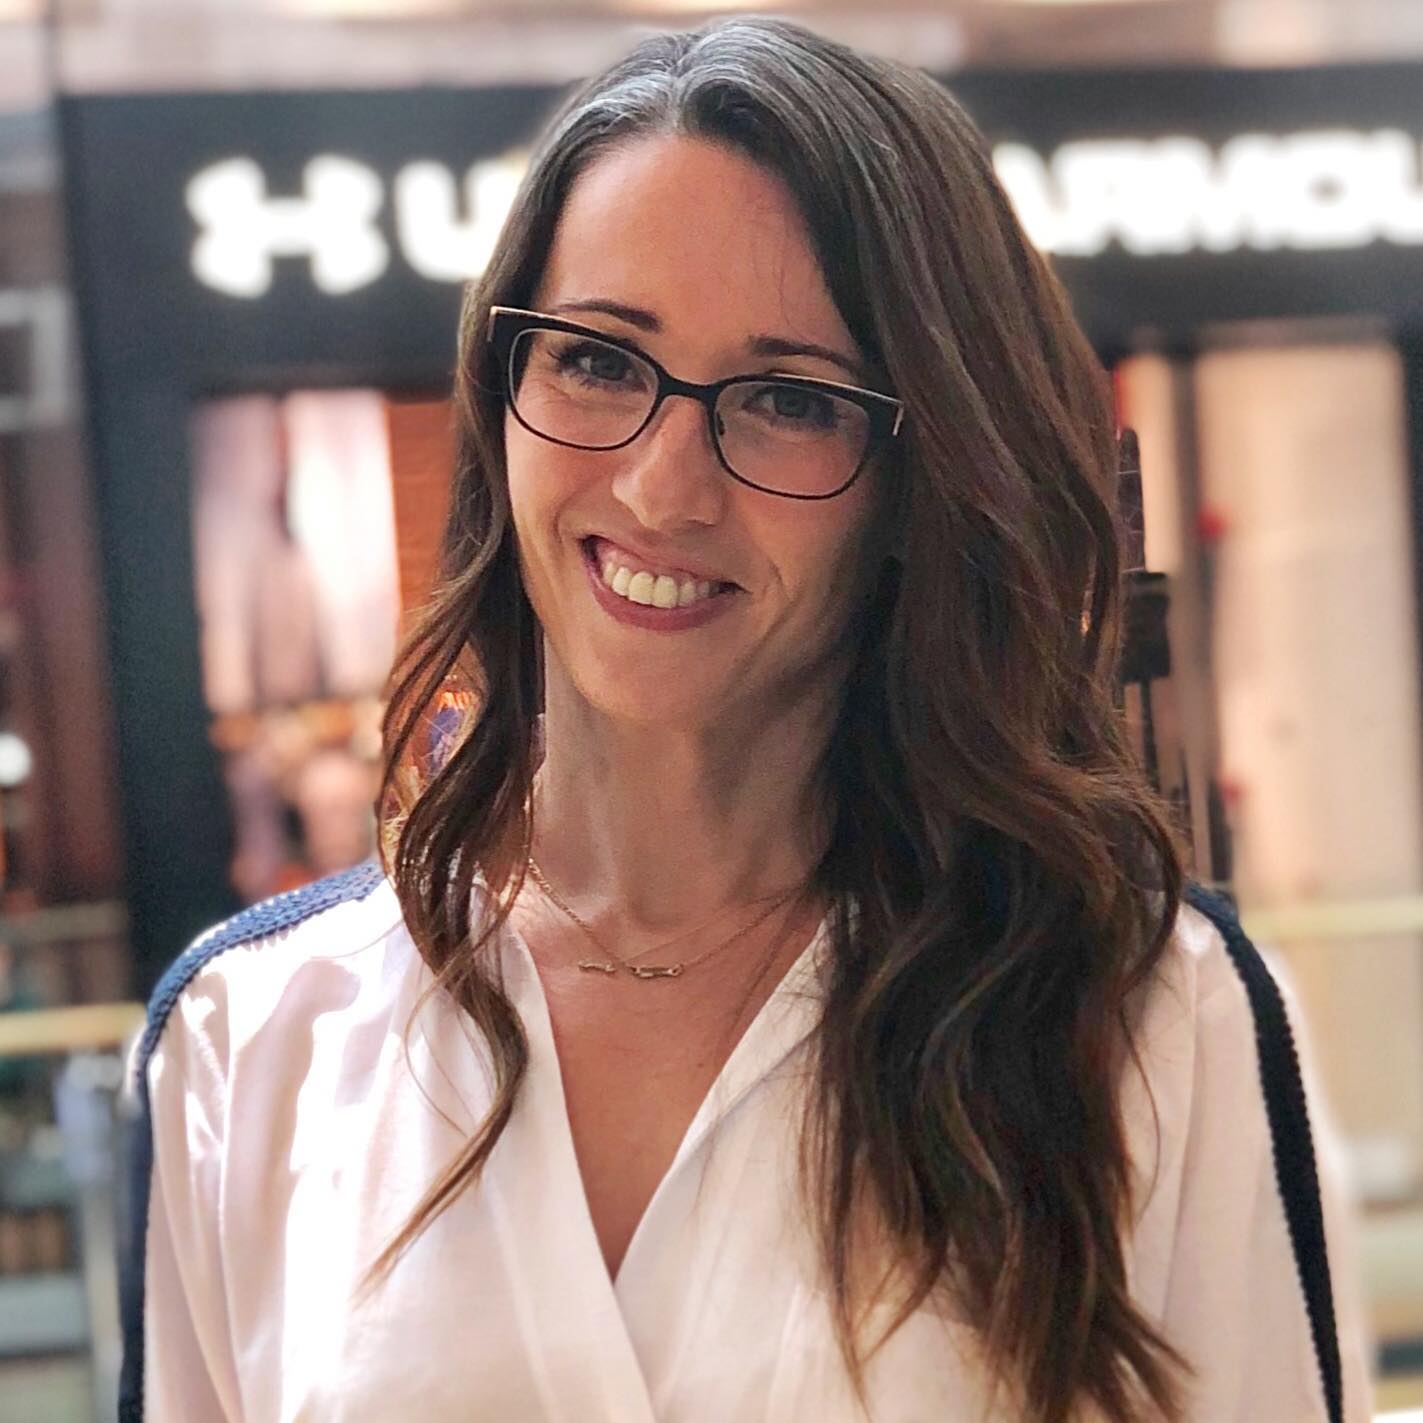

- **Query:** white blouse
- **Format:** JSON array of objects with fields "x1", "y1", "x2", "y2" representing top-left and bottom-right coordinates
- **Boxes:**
[{"x1": 121, "y1": 865, "x2": 1375, "y2": 1422}]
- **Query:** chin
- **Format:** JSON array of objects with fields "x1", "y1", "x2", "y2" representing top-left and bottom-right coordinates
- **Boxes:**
[{"x1": 569, "y1": 669, "x2": 723, "y2": 732}]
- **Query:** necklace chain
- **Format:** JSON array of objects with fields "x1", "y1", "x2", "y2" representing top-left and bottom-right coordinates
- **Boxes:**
[{"x1": 525, "y1": 858, "x2": 801, "y2": 981}]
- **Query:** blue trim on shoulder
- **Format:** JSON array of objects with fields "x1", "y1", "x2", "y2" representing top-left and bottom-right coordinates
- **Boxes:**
[
  {"x1": 137, "y1": 857, "x2": 386, "y2": 1072},
  {"x1": 116, "y1": 858, "x2": 386, "y2": 1423},
  {"x1": 1183, "y1": 882, "x2": 1344, "y2": 1423}
]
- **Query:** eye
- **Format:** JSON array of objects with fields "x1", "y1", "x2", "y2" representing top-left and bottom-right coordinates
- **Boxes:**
[
  {"x1": 744, "y1": 382, "x2": 841, "y2": 430},
  {"x1": 553, "y1": 339, "x2": 641, "y2": 388}
]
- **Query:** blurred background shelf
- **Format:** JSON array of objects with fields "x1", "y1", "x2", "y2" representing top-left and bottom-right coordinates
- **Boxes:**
[{"x1": 0, "y1": 1272, "x2": 87, "y2": 1357}]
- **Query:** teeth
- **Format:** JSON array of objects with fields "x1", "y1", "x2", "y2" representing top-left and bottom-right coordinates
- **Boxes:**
[{"x1": 597, "y1": 552, "x2": 724, "y2": 609}]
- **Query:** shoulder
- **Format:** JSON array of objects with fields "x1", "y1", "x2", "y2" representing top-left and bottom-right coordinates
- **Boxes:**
[
  {"x1": 130, "y1": 860, "x2": 405, "y2": 1096},
  {"x1": 1133, "y1": 882, "x2": 1280, "y2": 1056},
  {"x1": 1128, "y1": 883, "x2": 1317, "y2": 1166},
  {"x1": 1126, "y1": 885, "x2": 1357, "y2": 1423}
]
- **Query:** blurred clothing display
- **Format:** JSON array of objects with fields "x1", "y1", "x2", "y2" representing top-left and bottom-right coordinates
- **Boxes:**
[
  {"x1": 282, "y1": 392, "x2": 400, "y2": 700},
  {"x1": 191, "y1": 392, "x2": 397, "y2": 715},
  {"x1": 188, "y1": 391, "x2": 396, "y2": 904}
]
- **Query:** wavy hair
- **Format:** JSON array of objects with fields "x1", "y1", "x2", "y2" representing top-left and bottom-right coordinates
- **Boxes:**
[{"x1": 370, "y1": 18, "x2": 1188, "y2": 1422}]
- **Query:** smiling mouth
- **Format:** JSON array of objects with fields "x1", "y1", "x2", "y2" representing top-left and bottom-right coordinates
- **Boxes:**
[{"x1": 582, "y1": 538, "x2": 739, "y2": 610}]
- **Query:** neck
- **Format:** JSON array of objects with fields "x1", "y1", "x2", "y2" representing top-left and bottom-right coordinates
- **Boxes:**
[{"x1": 529, "y1": 654, "x2": 839, "y2": 936}]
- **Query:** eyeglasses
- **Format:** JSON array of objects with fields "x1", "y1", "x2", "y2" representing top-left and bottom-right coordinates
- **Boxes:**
[{"x1": 488, "y1": 306, "x2": 904, "y2": 501}]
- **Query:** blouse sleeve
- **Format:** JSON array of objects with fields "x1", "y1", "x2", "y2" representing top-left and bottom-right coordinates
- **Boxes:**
[
  {"x1": 1138, "y1": 906, "x2": 1375, "y2": 1422},
  {"x1": 126, "y1": 972, "x2": 244, "y2": 1422}
]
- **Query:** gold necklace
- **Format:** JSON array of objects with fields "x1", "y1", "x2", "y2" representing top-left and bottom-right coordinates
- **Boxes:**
[{"x1": 525, "y1": 858, "x2": 802, "y2": 980}]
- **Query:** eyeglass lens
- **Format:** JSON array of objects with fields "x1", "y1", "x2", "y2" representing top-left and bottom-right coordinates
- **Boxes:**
[{"x1": 508, "y1": 327, "x2": 871, "y2": 497}]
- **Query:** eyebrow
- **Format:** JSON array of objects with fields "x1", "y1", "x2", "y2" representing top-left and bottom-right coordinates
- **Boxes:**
[
  {"x1": 546, "y1": 298, "x2": 867, "y2": 383},
  {"x1": 746, "y1": 335, "x2": 865, "y2": 383},
  {"x1": 549, "y1": 298, "x2": 660, "y2": 331}
]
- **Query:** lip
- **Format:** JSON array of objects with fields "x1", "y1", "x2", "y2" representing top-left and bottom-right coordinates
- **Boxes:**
[
  {"x1": 580, "y1": 540, "x2": 739, "y2": 632},
  {"x1": 586, "y1": 534, "x2": 737, "y2": 589}
]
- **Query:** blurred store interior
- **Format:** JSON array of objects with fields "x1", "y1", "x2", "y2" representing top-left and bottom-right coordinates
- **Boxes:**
[{"x1": 7, "y1": 0, "x2": 1423, "y2": 1418}]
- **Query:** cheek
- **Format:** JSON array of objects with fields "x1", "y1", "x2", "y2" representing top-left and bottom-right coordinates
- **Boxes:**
[
  {"x1": 505, "y1": 420, "x2": 586, "y2": 537},
  {"x1": 504, "y1": 426, "x2": 574, "y2": 609},
  {"x1": 504, "y1": 417, "x2": 548, "y2": 519},
  {"x1": 766, "y1": 481, "x2": 880, "y2": 607},
  {"x1": 746, "y1": 498, "x2": 881, "y2": 705}
]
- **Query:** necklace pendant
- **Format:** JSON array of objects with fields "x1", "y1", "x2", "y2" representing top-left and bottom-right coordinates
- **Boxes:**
[
  {"x1": 629, "y1": 963, "x2": 684, "y2": 980},
  {"x1": 577, "y1": 958, "x2": 620, "y2": 975}
]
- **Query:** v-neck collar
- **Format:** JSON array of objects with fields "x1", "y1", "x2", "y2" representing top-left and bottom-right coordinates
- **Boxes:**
[
  {"x1": 503, "y1": 909, "x2": 829, "y2": 1231},
  {"x1": 481, "y1": 925, "x2": 660, "y2": 1423},
  {"x1": 497, "y1": 912, "x2": 829, "y2": 1366},
  {"x1": 657, "y1": 919, "x2": 828, "y2": 1177}
]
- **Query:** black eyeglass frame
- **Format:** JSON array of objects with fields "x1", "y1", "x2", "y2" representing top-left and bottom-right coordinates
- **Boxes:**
[{"x1": 487, "y1": 305, "x2": 905, "y2": 501}]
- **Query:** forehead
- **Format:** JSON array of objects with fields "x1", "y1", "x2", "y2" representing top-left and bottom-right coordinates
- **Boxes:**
[{"x1": 533, "y1": 134, "x2": 852, "y2": 350}]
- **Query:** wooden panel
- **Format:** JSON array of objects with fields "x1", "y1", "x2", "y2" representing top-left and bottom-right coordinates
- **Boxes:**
[
  {"x1": 385, "y1": 397, "x2": 454, "y2": 626},
  {"x1": 1, "y1": 420, "x2": 127, "y2": 907},
  {"x1": 1198, "y1": 341, "x2": 1423, "y2": 1197},
  {"x1": 15, "y1": 425, "x2": 125, "y2": 901}
]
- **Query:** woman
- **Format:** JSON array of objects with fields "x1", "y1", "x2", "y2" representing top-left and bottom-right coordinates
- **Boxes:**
[{"x1": 121, "y1": 17, "x2": 1371, "y2": 1423}]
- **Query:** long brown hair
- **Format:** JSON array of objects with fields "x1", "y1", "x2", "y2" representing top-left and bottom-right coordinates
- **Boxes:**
[{"x1": 372, "y1": 18, "x2": 1188, "y2": 1422}]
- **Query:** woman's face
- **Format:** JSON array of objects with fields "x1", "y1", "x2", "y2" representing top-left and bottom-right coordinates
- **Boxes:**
[{"x1": 506, "y1": 134, "x2": 884, "y2": 732}]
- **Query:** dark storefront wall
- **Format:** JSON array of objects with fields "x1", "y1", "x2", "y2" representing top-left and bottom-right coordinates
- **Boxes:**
[{"x1": 57, "y1": 64, "x2": 1423, "y2": 988}]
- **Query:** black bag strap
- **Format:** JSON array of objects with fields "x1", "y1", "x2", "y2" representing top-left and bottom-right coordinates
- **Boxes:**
[{"x1": 1183, "y1": 882, "x2": 1344, "y2": 1423}]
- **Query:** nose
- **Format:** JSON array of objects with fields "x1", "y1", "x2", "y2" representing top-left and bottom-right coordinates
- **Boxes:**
[{"x1": 608, "y1": 393, "x2": 728, "y2": 534}]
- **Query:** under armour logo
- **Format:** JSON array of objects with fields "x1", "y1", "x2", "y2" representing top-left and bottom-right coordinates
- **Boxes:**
[
  {"x1": 395, "y1": 155, "x2": 525, "y2": 283},
  {"x1": 186, "y1": 152, "x2": 527, "y2": 297},
  {"x1": 994, "y1": 128, "x2": 1423, "y2": 257},
  {"x1": 187, "y1": 155, "x2": 389, "y2": 298}
]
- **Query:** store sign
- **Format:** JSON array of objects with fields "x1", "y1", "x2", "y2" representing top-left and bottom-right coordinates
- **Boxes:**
[
  {"x1": 998, "y1": 129, "x2": 1423, "y2": 257},
  {"x1": 187, "y1": 152, "x2": 527, "y2": 296},
  {"x1": 184, "y1": 126, "x2": 1423, "y2": 299}
]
